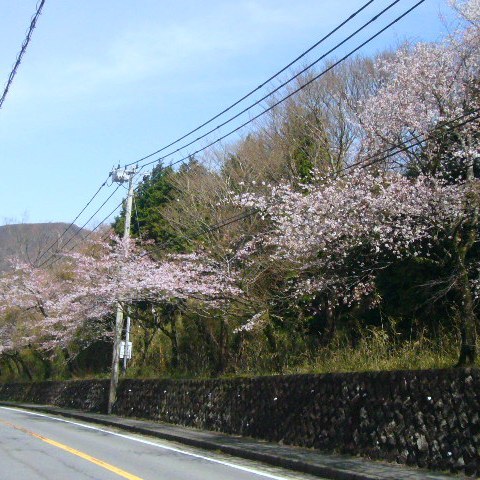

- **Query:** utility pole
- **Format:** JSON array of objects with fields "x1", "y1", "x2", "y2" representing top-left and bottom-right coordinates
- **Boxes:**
[{"x1": 107, "y1": 166, "x2": 136, "y2": 414}]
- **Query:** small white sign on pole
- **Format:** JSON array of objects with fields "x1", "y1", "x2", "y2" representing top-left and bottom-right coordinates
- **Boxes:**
[{"x1": 119, "y1": 341, "x2": 132, "y2": 359}]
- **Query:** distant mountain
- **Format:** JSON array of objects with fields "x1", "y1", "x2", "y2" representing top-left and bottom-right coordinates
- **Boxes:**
[{"x1": 0, "y1": 223, "x2": 86, "y2": 272}]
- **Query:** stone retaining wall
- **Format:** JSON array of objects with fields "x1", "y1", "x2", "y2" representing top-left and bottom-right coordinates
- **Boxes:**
[
  {"x1": 0, "y1": 379, "x2": 108, "y2": 412},
  {"x1": 0, "y1": 368, "x2": 478, "y2": 476}
]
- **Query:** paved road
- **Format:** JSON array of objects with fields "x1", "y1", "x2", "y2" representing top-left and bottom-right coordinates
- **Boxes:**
[{"x1": 0, "y1": 406, "x2": 319, "y2": 480}]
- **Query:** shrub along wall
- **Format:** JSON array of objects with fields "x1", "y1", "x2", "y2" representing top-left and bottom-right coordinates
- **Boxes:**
[{"x1": 0, "y1": 368, "x2": 478, "y2": 476}]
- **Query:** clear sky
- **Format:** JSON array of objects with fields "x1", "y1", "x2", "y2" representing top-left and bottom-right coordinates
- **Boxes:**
[{"x1": 0, "y1": 0, "x2": 457, "y2": 227}]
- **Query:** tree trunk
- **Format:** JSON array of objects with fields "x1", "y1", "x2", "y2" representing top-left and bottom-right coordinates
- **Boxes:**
[
  {"x1": 63, "y1": 349, "x2": 76, "y2": 376},
  {"x1": 13, "y1": 353, "x2": 32, "y2": 380},
  {"x1": 456, "y1": 265, "x2": 477, "y2": 366},
  {"x1": 2, "y1": 357, "x2": 14, "y2": 376},
  {"x1": 215, "y1": 318, "x2": 229, "y2": 375},
  {"x1": 455, "y1": 172, "x2": 479, "y2": 366},
  {"x1": 157, "y1": 314, "x2": 180, "y2": 370},
  {"x1": 170, "y1": 316, "x2": 179, "y2": 370},
  {"x1": 192, "y1": 316, "x2": 218, "y2": 372},
  {"x1": 317, "y1": 297, "x2": 336, "y2": 347},
  {"x1": 32, "y1": 350, "x2": 52, "y2": 380},
  {"x1": 140, "y1": 327, "x2": 156, "y2": 365}
]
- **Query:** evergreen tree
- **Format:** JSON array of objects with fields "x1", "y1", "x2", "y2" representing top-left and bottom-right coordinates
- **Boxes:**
[{"x1": 113, "y1": 163, "x2": 186, "y2": 251}]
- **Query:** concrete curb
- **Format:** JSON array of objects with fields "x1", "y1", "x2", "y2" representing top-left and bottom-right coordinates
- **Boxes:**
[{"x1": 0, "y1": 402, "x2": 461, "y2": 480}]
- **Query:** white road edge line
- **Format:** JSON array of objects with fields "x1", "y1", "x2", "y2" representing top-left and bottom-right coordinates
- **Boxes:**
[{"x1": 0, "y1": 406, "x2": 297, "y2": 480}]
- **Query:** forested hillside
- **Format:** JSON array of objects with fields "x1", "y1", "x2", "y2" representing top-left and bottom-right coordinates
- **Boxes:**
[
  {"x1": 0, "y1": 223, "x2": 84, "y2": 273},
  {"x1": 1, "y1": 1, "x2": 479, "y2": 381}
]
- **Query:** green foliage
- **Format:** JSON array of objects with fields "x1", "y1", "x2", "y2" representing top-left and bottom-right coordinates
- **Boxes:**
[
  {"x1": 292, "y1": 133, "x2": 317, "y2": 182},
  {"x1": 4, "y1": 37, "x2": 480, "y2": 381},
  {"x1": 113, "y1": 163, "x2": 186, "y2": 251},
  {"x1": 375, "y1": 258, "x2": 452, "y2": 327},
  {"x1": 407, "y1": 122, "x2": 480, "y2": 181},
  {"x1": 294, "y1": 326, "x2": 464, "y2": 374}
]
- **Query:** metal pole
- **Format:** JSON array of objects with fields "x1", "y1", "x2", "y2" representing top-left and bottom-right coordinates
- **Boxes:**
[
  {"x1": 108, "y1": 302, "x2": 124, "y2": 414},
  {"x1": 108, "y1": 170, "x2": 135, "y2": 414},
  {"x1": 122, "y1": 314, "x2": 131, "y2": 374}
]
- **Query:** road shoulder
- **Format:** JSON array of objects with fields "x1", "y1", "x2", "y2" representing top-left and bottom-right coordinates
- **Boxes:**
[{"x1": 0, "y1": 402, "x2": 463, "y2": 480}]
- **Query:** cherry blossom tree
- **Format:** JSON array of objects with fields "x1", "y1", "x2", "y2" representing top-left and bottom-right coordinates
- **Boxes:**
[
  {"x1": 65, "y1": 238, "x2": 240, "y2": 312},
  {"x1": 342, "y1": 0, "x2": 480, "y2": 364},
  {"x1": 233, "y1": 169, "x2": 480, "y2": 365},
  {"x1": 71, "y1": 238, "x2": 241, "y2": 372},
  {"x1": 0, "y1": 237, "x2": 241, "y2": 362},
  {"x1": 359, "y1": 1, "x2": 480, "y2": 177},
  {"x1": 0, "y1": 256, "x2": 105, "y2": 356}
]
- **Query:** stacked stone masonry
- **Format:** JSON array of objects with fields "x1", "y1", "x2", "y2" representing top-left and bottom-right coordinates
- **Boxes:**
[{"x1": 0, "y1": 368, "x2": 478, "y2": 476}]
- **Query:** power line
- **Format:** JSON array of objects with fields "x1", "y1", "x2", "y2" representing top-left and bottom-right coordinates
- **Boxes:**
[
  {"x1": 37, "y1": 184, "x2": 122, "y2": 268},
  {"x1": 136, "y1": 0, "x2": 426, "y2": 173},
  {"x1": 40, "y1": 200, "x2": 124, "y2": 268},
  {"x1": 127, "y1": 0, "x2": 403, "y2": 169},
  {"x1": 34, "y1": 176, "x2": 111, "y2": 265},
  {"x1": 35, "y1": 0, "x2": 431, "y2": 265},
  {"x1": 84, "y1": 0, "x2": 423, "y2": 253},
  {"x1": 114, "y1": 0, "x2": 428, "y2": 247},
  {"x1": 40, "y1": 0, "x2": 420, "y2": 263},
  {"x1": 111, "y1": 0, "x2": 441, "y2": 253},
  {"x1": 39, "y1": 166, "x2": 149, "y2": 266},
  {"x1": 124, "y1": 0, "x2": 377, "y2": 168},
  {"x1": 0, "y1": 0, "x2": 46, "y2": 110},
  {"x1": 43, "y1": 108, "x2": 480, "y2": 266},
  {"x1": 154, "y1": 108, "x2": 480, "y2": 248},
  {"x1": 70, "y1": 201, "x2": 124, "y2": 252},
  {"x1": 344, "y1": 108, "x2": 480, "y2": 173},
  {"x1": 36, "y1": 164, "x2": 148, "y2": 267},
  {"x1": 57, "y1": 0, "x2": 464, "y2": 262}
]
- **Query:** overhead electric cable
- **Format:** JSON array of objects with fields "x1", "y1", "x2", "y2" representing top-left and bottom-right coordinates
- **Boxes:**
[
  {"x1": 95, "y1": 0, "x2": 424, "y2": 229},
  {"x1": 44, "y1": 108, "x2": 480, "y2": 266},
  {"x1": 34, "y1": 176, "x2": 111, "y2": 265},
  {"x1": 41, "y1": 200, "x2": 125, "y2": 268},
  {"x1": 0, "y1": 0, "x2": 46, "y2": 110},
  {"x1": 82, "y1": 202, "x2": 125, "y2": 245},
  {"x1": 343, "y1": 108, "x2": 480, "y2": 173},
  {"x1": 127, "y1": 0, "x2": 401, "y2": 169},
  {"x1": 40, "y1": 166, "x2": 148, "y2": 266},
  {"x1": 37, "y1": 165, "x2": 147, "y2": 267},
  {"x1": 112, "y1": 0, "x2": 428, "y2": 243},
  {"x1": 98, "y1": 0, "x2": 432, "y2": 254},
  {"x1": 37, "y1": 184, "x2": 122, "y2": 268},
  {"x1": 124, "y1": 0, "x2": 376, "y2": 167},
  {"x1": 115, "y1": 0, "x2": 464, "y2": 255},
  {"x1": 154, "y1": 108, "x2": 480, "y2": 248},
  {"x1": 136, "y1": 0, "x2": 426, "y2": 173},
  {"x1": 68, "y1": 202, "x2": 124, "y2": 254},
  {"x1": 37, "y1": 0, "x2": 449, "y2": 265}
]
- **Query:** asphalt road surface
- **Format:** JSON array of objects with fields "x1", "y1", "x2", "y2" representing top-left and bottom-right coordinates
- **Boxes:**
[{"x1": 0, "y1": 406, "x2": 319, "y2": 480}]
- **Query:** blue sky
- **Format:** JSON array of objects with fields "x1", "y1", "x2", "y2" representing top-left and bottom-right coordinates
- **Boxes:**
[{"x1": 0, "y1": 0, "x2": 457, "y2": 227}]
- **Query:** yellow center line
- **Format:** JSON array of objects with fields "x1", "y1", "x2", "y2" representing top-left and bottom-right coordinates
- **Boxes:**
[{"x1": 0, "y1": 418, "x2": 143, "y2": 480}]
